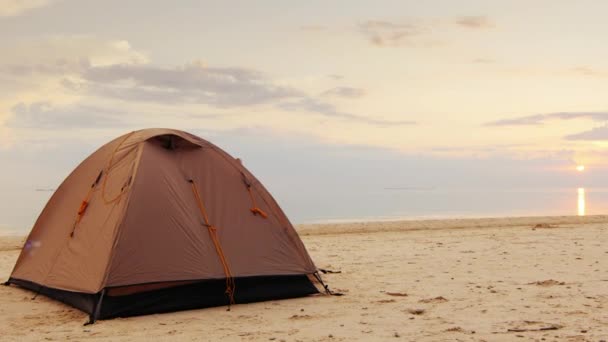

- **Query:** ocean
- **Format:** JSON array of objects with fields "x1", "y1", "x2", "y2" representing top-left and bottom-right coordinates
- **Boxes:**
[
  {"x1": 1, "y1": 186, "x2": 605, "y2": 235},
  {"x1": 281, "y1": 186, "x2": 606, "y2": 224}
]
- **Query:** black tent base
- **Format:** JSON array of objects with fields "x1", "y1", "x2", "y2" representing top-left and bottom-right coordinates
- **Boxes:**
[{"x1": 7, "y1": 275, "x2": 319, "y2": 321}]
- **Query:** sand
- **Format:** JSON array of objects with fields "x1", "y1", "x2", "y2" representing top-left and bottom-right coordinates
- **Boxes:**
[{"x1": 1, "y1": 216, "x2": 607, "y2": 341}]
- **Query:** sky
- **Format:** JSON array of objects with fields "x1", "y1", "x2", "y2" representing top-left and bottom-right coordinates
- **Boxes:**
[{"x1": 1, "y1": 0, "x2": 607, "y2": 229}]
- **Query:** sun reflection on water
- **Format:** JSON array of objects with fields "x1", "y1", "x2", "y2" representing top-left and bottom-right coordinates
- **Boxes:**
[{"x1": 577, "y1": 188, "x2": 586, "y2": 216}]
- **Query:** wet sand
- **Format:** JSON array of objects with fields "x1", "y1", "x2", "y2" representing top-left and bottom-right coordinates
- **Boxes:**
[{"x1": 1, "y1": 216, "x2": 607, "y2": 341}]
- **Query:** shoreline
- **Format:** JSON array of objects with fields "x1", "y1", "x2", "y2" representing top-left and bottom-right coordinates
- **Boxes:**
[
  {"x1": 2, "y1": 214, "x2": 606, "y2": 252},
  {"x1": 297, "y1": 214, "x2": 608, "y2": 235},
  {"x1": 2, "y1": 214, "x2": 608, "y2": 240}
]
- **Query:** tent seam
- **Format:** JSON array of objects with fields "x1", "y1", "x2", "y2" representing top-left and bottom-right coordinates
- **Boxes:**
[{"x1": 98, "y1": 141, "x2": 146, "y2": 292}]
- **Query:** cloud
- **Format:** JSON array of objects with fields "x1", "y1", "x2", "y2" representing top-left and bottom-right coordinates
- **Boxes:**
[
  {"x1": 321, "y1": 87, "x2": 366, "y2": 99},
  {"x1": 0, "y1": 0, "x2": 57, "y2": 17},
  {"x1": 569, "y1": 66, "x2": 608, "y2": 77},
  {"x1": 79, "y1": 61, "x2": 303, "y2": 107},
  {"x1": 455, "y1": 16, "x2": 494, "y2": 29},
  {"x1": 78, "y1": 62, "x2": 395, "y2": 125},
  {"x1": 484, "y1": 114, "x2": 546, "y2": 126},
  {"x1": 0, "y1": 37, "x2": 148, "y2": 81},
  {"x1": 4, "y1": 54, "x2": 410, "y2": 126},
  {"x1": 565, "y1": 125, "x2": 608, "y2": 141},
  {"x1": 0, "y1": 36, "x2": 149, "y2": 145},
  {"x1": 8, "y1": 102, "x2": 126, "y2": 129},
  {"x1": 357, "y1": 16, "x2": 493, "y2": 47},
  {"x1": 357, "y1": 20, "x2": 427, "y2": 47},
  {"x1": 3, "y1": 59, "x2": 89, "y2": 76},
  {"x1": 1, "y1": 35, "x2": 416, "y2": 141},
  {"x1": 485, "y1": 112, "x2": 608, "y2": 126},
  {"x1": 278, "y1": 98, "x2": 416, "y2": 126},
  {"x1": 1, "y1": 36, "x2": 148, "y2": 69}
]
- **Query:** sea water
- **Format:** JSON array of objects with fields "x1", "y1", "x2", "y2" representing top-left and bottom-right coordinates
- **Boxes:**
[
  {"x1": 1, "y1": 186, "x2": 606, "y2": 235},
  {"x1": 281, "y1": 187, "x2": 608, "y2": 224}
]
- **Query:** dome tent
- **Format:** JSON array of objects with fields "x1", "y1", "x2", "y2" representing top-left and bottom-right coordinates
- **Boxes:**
[{"x1": 5, "y1": 128, "x2": 326, "y2": 323}]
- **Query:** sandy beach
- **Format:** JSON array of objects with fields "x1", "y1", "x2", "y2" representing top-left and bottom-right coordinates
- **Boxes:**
[{"x1": 1, "y1": 215, "x2": 607, "y2": 341}]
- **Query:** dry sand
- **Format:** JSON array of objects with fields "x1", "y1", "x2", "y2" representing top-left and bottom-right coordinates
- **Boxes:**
[{"x1": 1, "y1": 216, "x2": 607, "y2": 341}]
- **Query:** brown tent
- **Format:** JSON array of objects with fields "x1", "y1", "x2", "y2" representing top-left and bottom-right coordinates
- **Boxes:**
[{"x1": 5, "y1": 128, "x2": 326, "y2": 322}]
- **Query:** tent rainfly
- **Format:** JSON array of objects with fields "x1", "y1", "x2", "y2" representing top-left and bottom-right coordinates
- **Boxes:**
[{"x1": 4, "y1": 128, "x2": 328, "y2": 323}]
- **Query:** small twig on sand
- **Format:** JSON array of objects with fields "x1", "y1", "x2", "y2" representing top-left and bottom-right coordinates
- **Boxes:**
[{"x1": 507, "y1": 324, "x2": 562, "y2": 332}]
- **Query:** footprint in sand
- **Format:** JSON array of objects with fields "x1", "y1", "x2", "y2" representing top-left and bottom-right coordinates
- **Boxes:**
[
  {"x1": 419, "y1": 296, "x2": 448, "y2": 304},
  {"x1": 528, "y1": 280, "x2": 565, "y2": 286},
  {"x1": 406, "y1": 308, "x2": 425, "y2": 315}
]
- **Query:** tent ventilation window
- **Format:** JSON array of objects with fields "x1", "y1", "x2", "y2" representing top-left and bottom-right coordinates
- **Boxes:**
[{"x1": 159, "y1": 135, "x2": 176, "y2": 150}]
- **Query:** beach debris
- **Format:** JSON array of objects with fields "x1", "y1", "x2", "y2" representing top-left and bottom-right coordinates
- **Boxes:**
[
  {"x1": 419, "y1": 296, "x2": 448, "y2": 303},
  {"x1": 506, "y1": 321, "x2": 563, "y2": 332},
  {"x1": 319, "y1": 268, "x2": 341, "y2": 274},
  {"x1": 445, "y1": 327, "x2": 463, "y2": 332},
  {"x1": 407, "y1": 308, "x2": 425, "y2": 315},
  {"x1": 289, "y1": 314, "x2": 312, "y2": 320},
  {"x1": 377, "y1": 299, "x2": 396, "y2": 304},
  {"x1": 532, "y1": 223, "x2": 557, "y2": 229},
  {"x1": 528, "y1": 280, "x2": 565, "y2": 286},
  {"x1": 445, "y1": 327, "x2": 476, "y2": 334},
  {"x1": 385, "y1": 292, "x2": 408, "y2": 297},
  {"x1": 507, "y1": 325, "x2": 562, "y2": 332}
]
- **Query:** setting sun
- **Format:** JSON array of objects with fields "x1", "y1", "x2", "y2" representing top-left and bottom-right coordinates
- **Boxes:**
[{"x1": 576, "y1": 165, "x2": 585, "y2": 172}]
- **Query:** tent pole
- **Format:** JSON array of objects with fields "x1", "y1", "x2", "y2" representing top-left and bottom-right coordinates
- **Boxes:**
[
  {"x1": 31, "y1": 283, "x2": 42, "y2": 300},
  {"x1": 85, "y1": 288, "x2": 106, "y2": 325}
]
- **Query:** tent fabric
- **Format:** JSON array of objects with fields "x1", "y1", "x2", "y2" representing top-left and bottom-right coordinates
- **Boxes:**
[
  {"x1": 7, "y1": 128, "x2": 322, "y2": 320},
  {"x1": 8, "y1": 275, "x2": 320, "y2": 320}
]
